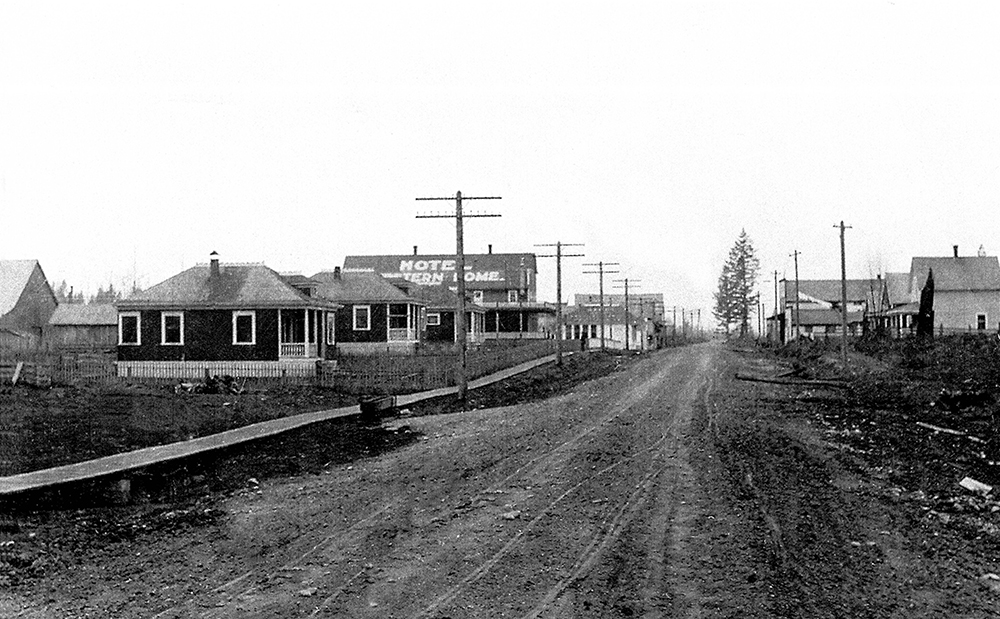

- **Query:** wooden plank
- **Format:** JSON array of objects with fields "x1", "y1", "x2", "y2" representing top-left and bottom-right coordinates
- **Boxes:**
[
  {"x1": 0, "y1": 351, "x2": 566, "y2": 497},
  {"x1": 11, "y1": 362, "x2": 23, "y2": 385}
]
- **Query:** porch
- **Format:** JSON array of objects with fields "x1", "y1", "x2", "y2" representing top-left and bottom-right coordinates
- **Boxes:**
[{"x1": 278, "y1": 308, "x2": 328, "y2": 359}]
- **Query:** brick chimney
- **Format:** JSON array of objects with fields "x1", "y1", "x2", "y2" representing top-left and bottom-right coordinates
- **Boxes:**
[
  {"x1": 488, "y1": 244, "x2": 493, "y2": 254},
  {"x1": 954, "y1": 245, "x2": 959, "y2": 258},
  {"x1": 334, "y1": 266, "x2": 342, "y2": 280},
  {"x1": 210, "y1": 251, "x2": 220, "y2": 278},
  {"x1": 413, "y1": 245, "x2": 418, "y2": 256}
]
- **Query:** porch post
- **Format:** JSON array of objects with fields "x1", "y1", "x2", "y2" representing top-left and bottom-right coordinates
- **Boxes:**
[
  {"x1": 277, "y1": 309, "x2": 283, "y2": 358},
  {"x1": 319, "y1": 310, "x2": 325, "y2": 358}
]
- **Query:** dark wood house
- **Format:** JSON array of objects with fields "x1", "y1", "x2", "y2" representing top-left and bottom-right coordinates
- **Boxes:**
[
  {"x1": 311, "y1": 268, "x2": 425, "y2": 355},
  {"x1": 0, "y1": 260, "x2": 57, "y2": 350},
  {"x1": 115, "y1": 255, "x2": 340, "y2": 378},
  {"x1": 406, "y1": 283, "x2": 485, "y2": 345}
]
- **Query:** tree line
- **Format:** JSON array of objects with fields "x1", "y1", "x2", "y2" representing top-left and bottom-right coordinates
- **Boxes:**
[{"x1": 53, "y1": 280, "x2": 141, "y2": 305}]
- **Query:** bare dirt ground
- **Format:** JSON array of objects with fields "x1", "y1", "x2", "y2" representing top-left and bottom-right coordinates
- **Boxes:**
[{"x1": 4, "y1": 340, "x2": 1000, "y2": 617}]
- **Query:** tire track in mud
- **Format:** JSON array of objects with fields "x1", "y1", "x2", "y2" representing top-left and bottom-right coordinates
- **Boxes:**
[
  {"x1": 145, "y1": 501, "x2": 400, "y2": 619},
  {"x1": 409, "y1": 346, "x2": 715, "y2": 619},
  {"x1": 153, "y1": 352, "x2": 686, "y2": 619},
  {"x1": 535, "y1": 344, "x2": 716, "y2": 619},
  {"x1": 154, "y1": 348, "x2": 710, "y2": 619}
]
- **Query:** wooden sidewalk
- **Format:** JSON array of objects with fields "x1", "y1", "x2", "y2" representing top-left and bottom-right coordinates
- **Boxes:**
[{"x1": 0, "y1": 352, "x2": 567, "y2": 498}]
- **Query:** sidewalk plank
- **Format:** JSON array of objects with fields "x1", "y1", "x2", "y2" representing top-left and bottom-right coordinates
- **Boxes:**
[{"x1": 0, "y1": 352, "x2": 566, "y2": 497}]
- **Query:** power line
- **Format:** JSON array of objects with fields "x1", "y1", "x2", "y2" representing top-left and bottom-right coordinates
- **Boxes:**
[
  {"x1": 790, "y1": 249, "x2": 802, "y2": 341},
  {"x1": 612, "y1": 277, "x2": 641, "y2": 351},
  {"x1": 416, "y1": 191, "x2": 501, "y2": 402},
  {"x1": 536, "y1": 242, "x2": 585, "y2": 366},
  {"x1": 582, "y1": 261, "x2": 620, "y2": 350}
]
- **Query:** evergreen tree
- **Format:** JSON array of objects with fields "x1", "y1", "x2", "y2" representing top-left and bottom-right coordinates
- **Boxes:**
[
  {"x1": 714, "y1": 229, "x2": 760, "y2": 336},
  {"x1": 91, "y1": 282, "x2": 121, "y2": 304}
]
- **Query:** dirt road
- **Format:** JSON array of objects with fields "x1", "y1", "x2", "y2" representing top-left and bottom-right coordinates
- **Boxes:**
[{"x1": 6, "y1": 343, "x2": 729, "y2": 618}]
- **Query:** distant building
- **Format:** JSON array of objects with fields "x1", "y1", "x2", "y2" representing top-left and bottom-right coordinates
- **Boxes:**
[
  {"x1": 562, "y1": 304, "x2": 656, "y2": 351},
  {"x1": 46, "y1": 303, "x2": 118, "y2": 350},
  {"x1": 573, "y1": 293, "x2": 665, "y2": 320},
  {"x1": 900, "y1": 246, "x2": 1000, "y2": 334},
  {"x1": 344, "y1": 248, "x2": 555, "y2": 339},
  {"x1": 778, "y1": 278, "x2": 870, "y2": 341}
]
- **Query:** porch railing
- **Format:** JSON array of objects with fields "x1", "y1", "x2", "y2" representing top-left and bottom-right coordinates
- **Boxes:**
[{"x1": 280, "y1": 342, "x2": 318, "y2": 358}]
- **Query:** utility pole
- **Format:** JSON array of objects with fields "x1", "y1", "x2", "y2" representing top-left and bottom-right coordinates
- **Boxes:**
[
  {"x1": 835, "y1": 221, "x2": 852, "y2": 368},
  {"x1": 583, "y1": 261, "x2": 620, "y2": 350},
  {"x1": 773, "y1": 270, "x2": 779, "y2": 344},
  {"x1": 612, "y1": 277, "x2": 640, "y2": 351},
  {"x1": 671, "y1": 306, "x2": 677, "y2": 340},
  {"x1": 790, "y1": 250, "x2": 802, "y2": 341},
  {"x1": 536, "y1": 241, "x2": 585, "y2": 366},
  {"x1": 416, "y1": 191, "x2": 501, "y2": 402}
]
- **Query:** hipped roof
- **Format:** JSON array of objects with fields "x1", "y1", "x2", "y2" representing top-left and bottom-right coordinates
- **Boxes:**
[
  {"x1": 311, "y1": 271, "x2": 425, "y2": 305},
  {"x1": 118, "y1": 264, "x2": 340, "y2": 310}
]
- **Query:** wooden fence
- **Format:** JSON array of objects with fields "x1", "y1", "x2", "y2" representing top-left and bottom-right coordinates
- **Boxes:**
[{"x1": 0, "y1": 339, "x2": 577, "y2": 393}]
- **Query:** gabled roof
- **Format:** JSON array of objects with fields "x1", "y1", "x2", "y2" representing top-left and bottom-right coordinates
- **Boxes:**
[
  {"x1": 49, "y1": 303, "x2": 118, "y2": 326},
  {"x1": 118, "y1": 264, "x2": 340, "y2": 310},
  {"x1": 882, "y1": 272, "x2": 910, "y2": 306},
  {"x1": 0, "y1": 260, "x2": 41, "y2": 316},
  {"x1": 311, "y1": 271, "x2": 425, "y2": 305},
  {"x1": 782, "y1": 279, "x2": 873, "y2": 304},
  {"x1": 908, "y1": 256, "x2": 1000, "y2": 293},
  {"x1": 280, "y1": 273, "x2": 321, "y2": 289}
]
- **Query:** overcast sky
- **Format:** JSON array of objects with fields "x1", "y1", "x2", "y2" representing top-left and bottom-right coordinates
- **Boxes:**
[{"x1": 2, "y1": 1, "x2": 998, "y2": 321}]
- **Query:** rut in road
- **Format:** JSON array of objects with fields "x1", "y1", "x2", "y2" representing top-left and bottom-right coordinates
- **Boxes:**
[
  {"x1": 410, "y1": 345, "x2": 716, "y2": 619},
  {"x1": 154, "y1": 345, "x2": 715, "y2": 619},
  {"x1": 174, "y1": 355, "x2": 679, "y2": 618}
]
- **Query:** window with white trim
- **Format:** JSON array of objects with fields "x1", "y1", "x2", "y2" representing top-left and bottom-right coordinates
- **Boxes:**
[
  {"x1": 472, "y1": 290, "x2": 484, "y2": 304},
  {"x1": 507, "y1": 290, "x2": 519, "y2": 303},
  {"x1": 326, "y1": 314, "x2": 336, "y2": 345},
  {"x1": 353, "y1": 305, "x2": 371, "y2": 331},
  {"x1": 427, "y1": 312, "x2": 441, "y2": 326},
  {"x1": 233, "y1": 310, "x2": 256, "y2": 345},
  {"x1": 161, "y1": 312, "x2": 184, "y2": 345},
  {"x1": 978, "y1": 314, "x2": 987, "y2": 330},
  {"x1": 119, "y1": 312, "x2": 140, "y2": 345}
]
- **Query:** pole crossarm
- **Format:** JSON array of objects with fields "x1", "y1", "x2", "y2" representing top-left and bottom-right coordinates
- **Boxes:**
[
  {"x1": 582, "y1": 262, "x2": 620, "y2": 350},
  {"x1": 611, "y1": 277, "x2": 640, "y2": 351},
  {"x1": 535, "y1": 241, "x2": 585, "y2": 365},
  {"x1": 415, "y1": 191, "x2": 501, "y2": 402}
]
